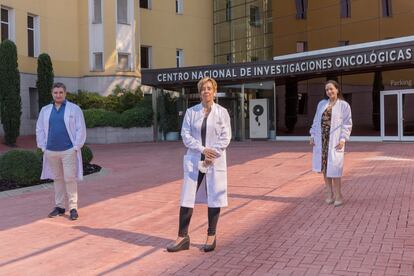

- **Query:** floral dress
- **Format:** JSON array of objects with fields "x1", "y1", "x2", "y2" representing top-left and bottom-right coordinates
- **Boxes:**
[{"x1": 321, "y1": 107, "x2": 332, "y2": 174}]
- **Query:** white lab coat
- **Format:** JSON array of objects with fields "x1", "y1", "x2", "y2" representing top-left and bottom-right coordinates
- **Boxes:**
[
  {"x1": 310, "y1": 99, "x2": 352, "y2": 178},
  {"x1": 180, "y1": 103, "x2": 231, "y2": 208},
  {"x1": 36, "y1": 101, "x2": 87, "y2": 180}
]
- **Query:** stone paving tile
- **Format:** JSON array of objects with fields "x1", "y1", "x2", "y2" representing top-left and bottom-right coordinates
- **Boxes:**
[{"x1": 0, "y1": 140, "x2": 414, "y2": 275}]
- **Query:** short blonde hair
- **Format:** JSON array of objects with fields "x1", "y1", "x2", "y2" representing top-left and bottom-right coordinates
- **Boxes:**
[{"x1": 197, "y1": 77, "x2": 217, "y2": 94}]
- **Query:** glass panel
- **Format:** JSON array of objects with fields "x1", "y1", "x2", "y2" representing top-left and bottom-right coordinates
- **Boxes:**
[
  {"x1": 402, "y1": 93, "x2": 414, "y2": 137},
  {"x1": 117, "y1": 0, "x2": 128, "y2": 24},
  {"x1": 1, "y1": 23, "x2": 8, "y2": 41},
  {"x1": 219, "y1": 85, "x2": 243, "y2": 140},
  {"x1": 383, "y1": 94, "x2": 398, "y2": 136},
  {"x1": 28, "y1": 29, "x2": 34, "y2": 57},
  {"x1": 94, "y1": 0, "x2": 102, "y2": 23},
  {"x1": 27, "y1": 15, "x2": 34, "y2": 28},
  {"x1": 118, "y1": 53, "x2": 129, "y2": 71},
  {"x1": 139, "y1": 0, "x2": 149, "y2": 9},
  {"x1": 1, "y1": 9, "x2": 8, "y2": 22}
]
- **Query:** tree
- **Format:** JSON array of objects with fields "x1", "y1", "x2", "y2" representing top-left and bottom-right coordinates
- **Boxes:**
[
  {"x1": 0, "y1": 40, "x2": 21, "y2": 146},
  {"x1": 372, "y1": 71, "x2": 383, "y2": 131},
  {"x1": 36, "y1": 53, "x2": 54, "y2": 109},
  {"x1": 285, "y1": 78, "x2": 298, "y2": 133}
]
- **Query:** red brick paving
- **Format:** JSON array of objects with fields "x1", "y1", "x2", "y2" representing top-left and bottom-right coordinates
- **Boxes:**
[{"x1": 0, "y1": 139, "x2": 414, "y2": 275}]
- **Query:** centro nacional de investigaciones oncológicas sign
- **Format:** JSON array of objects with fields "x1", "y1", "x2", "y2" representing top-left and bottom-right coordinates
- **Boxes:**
[{"x1": 151, "y1": 46, "x2": 413, "y2": 85}]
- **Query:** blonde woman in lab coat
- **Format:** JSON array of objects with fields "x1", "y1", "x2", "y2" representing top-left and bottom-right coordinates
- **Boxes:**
[
  {"x1": 310, "y1": 80, "x2": 352, "y2": 207},
  {"x1": 167, "y1": 77, "x2": 231, "y2": 253}
]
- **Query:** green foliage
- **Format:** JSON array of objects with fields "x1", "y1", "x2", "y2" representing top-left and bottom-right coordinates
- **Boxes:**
[
  {"x1": 83, "y1": 100, "x2": 153, "y2": 129},
  {"x1": 0, "y1": 150, "x2": 42, "y2": 184},
  {"x1": 158, "y1": 92, "x2": 179, "y2": 137},
  {"x1": 372, "y1": 71, "x2": 383, "y2": 131},
  {"x1": 0, "y1": 40, "x2": 21, "y2": 146},
  {"x1": 285, "y1": 78, "x2": 298, "y2": 133},
  {"x1": 66, "y1": 91, "x2": 107, "y2": 110},
  {"x1": 120, "y1": 100, "x2": 153, "y2": 128},
  {"x1": 81, "y1": 145, "x2": 93, "y2": 164},
  {"x1": 111, "y1": 85, "x2": 144, "y2": 113},
  {"x1": 83, "y1": 109, "x2": 122, "y2": 128},
  {"x1": 36, "y1": 53, "x2": 54, "y2": 109},
  {"x1": 67, "y1": 86, "x2": 144, "y2": 113}
]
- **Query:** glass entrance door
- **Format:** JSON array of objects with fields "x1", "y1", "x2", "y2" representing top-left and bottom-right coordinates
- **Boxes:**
[{"x1": 381, "y1": 89, "x2": 414, "y2": 141}]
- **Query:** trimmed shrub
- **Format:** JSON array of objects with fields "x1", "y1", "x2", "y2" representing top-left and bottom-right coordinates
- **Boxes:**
[
  {"x1": 112, "y1": 85, "x2": 144, "y2": 113},
  {"x1": 83, "y1": 109, "x2": 122, "y2": 128},
  {"x1": 81, "y1": 145, "x2": 93, "y2": 164},
  {"x1": 120, "y1": 99, "x2": 153, "y2": 128},
  {"x1": 0, "y1": 40, "x2": 21, "y2": 146},
  {"x1": 66, "y1": 91, "x2": 107, "y2": 110},
  {"x1": 37, "y1": 53, "x2": 54, "y2": 109},
  {"x1": 0, "y1": 150, "x2": 42, "y2": 184}
]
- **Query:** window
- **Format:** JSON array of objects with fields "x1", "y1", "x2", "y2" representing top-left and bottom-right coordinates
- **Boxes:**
[
  {"x1": 27, "y1": 15, "x2": 39, "y2": 57},
  {"x1": 249, "y1": 6, "x2": 261, "y2": 27},
  {"x1": 93, "y1": 52, "x2": 103, "y2": 71},
  {"x1": 140, "y1": 46, "x2": 151, "y2": 69},
  {"x1": 140, "y1": 0, "x2": 150, "y2": 9},
  {"x1": 297, "y1": 93, "x2": 308, "y2": 115},
  {"x1": 176, "y1": 0, "x2": 183, "y2": 14},
  {"x1": 1, "y1": 8, "x2": 9, "y2": 41},
  {"x1": 117, "y1": 53, "x2": 130, "y2": 71},
  {"x1": 29, "y1": 88, "x2": 38, "y2": 119},
  {"x1": 250, "y1": 56, "x2": 258, "y2": 62},
  {"x1": 295, "y1": 0, "x2": 308, "y2": 19},
  {"x1": 117, "y1": 0, "x2": 128, "y2": 24},
  {"x1": 226, "y1": 53, "x2": 232, "y2": 64},
  {"x1": 382, "y1": 0, "x2": 392, "y2": 17},
  {"x1": 338, "y1": 40, "x2": 349, "y2": 46},
  {"x1": 340, "y1": 0, "x2": 351, "y2": 18},
  {"x1": 176, "y1": 49, "x2": 183, "y2": 68},
  {"x1": 296, "y1": 41, "x2": 308, "y2": 52},
  {"x1": 225, "y1": 0, "x2": 231, "y2": 21},
  {"x1": 93, "y1": 0, "x2": 102, "y2": 23}
]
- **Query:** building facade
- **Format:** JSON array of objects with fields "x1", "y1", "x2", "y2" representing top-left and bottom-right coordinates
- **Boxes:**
[
  {"x1": 143, "y1": 0, "x2": 414, "y2": 142},
  {"x1": 0, "y1": 0, "x2": 212, "y2": 135}
]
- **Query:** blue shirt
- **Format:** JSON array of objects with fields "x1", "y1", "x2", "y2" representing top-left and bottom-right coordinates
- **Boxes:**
[{"x1": 46, "y1": 100, "x2": 73, "y2": 151}]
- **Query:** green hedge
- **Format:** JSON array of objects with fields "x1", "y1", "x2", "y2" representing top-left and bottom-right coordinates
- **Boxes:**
[
  {"x1": 66, "y1": 85, "x2": 144, "y2": 113},
  {"x1": 0, "y1": 150, "x2": 41, "y2": 185},
  {"x1": 83, "y1": 100, "x2": 153, "y2": 128},
  {"x1": 83, "y1": 109, "x2": 122, "y2": 128}
]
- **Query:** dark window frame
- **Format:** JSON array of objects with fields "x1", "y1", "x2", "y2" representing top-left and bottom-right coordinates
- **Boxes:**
[
  {"x1": 295, "y1": 0, "x2": 308, "y2": 20},
  {"x1": 1, "y1": 8, "x2": 10, "y2": 41},
  {"x1": 340, "y1": 0, "x2": 351, "y2": 18}
]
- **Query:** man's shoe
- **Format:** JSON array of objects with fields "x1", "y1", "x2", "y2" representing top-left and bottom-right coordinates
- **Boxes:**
[
  {"x1": 166, "y1": 236, "x2": 190, "y2": 252},
  {"x1": 48, "y1": 207, "x2": 65, "y2": 218},
  {"x1": 69, "y1": 209, "x2": 79, "y2": 220}
]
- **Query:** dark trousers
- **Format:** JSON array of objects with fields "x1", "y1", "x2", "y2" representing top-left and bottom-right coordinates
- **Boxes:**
[{"x1": 178, "y1": 172, "x2": 221, "y2": 237}]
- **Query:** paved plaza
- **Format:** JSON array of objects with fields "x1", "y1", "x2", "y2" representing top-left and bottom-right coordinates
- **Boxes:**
[{"x1": 0, "y1": 139, "x2": 413, "y2": 275}]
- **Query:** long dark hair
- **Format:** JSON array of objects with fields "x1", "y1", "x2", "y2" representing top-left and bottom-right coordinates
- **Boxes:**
[{"x1": 325, "y1": 80, "x2": 344, "y2": 100}]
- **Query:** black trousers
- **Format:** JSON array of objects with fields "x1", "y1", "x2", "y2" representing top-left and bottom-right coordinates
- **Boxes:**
[{"x1": 178, "y1": 171, "x2": 221, "y2": 237}]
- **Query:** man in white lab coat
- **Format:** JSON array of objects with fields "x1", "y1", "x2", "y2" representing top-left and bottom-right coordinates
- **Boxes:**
[{"x1": 36, "y1": 82, "x2": 86, "y2": 220}]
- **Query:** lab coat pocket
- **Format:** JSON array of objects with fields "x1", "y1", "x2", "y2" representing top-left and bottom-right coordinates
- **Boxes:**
[
  {"x1": 214, "y1": 121, "x2": 224, "y2": 136},
  {"x1": 183, "y1": 155, "x2": 195, "y2": 173}
]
